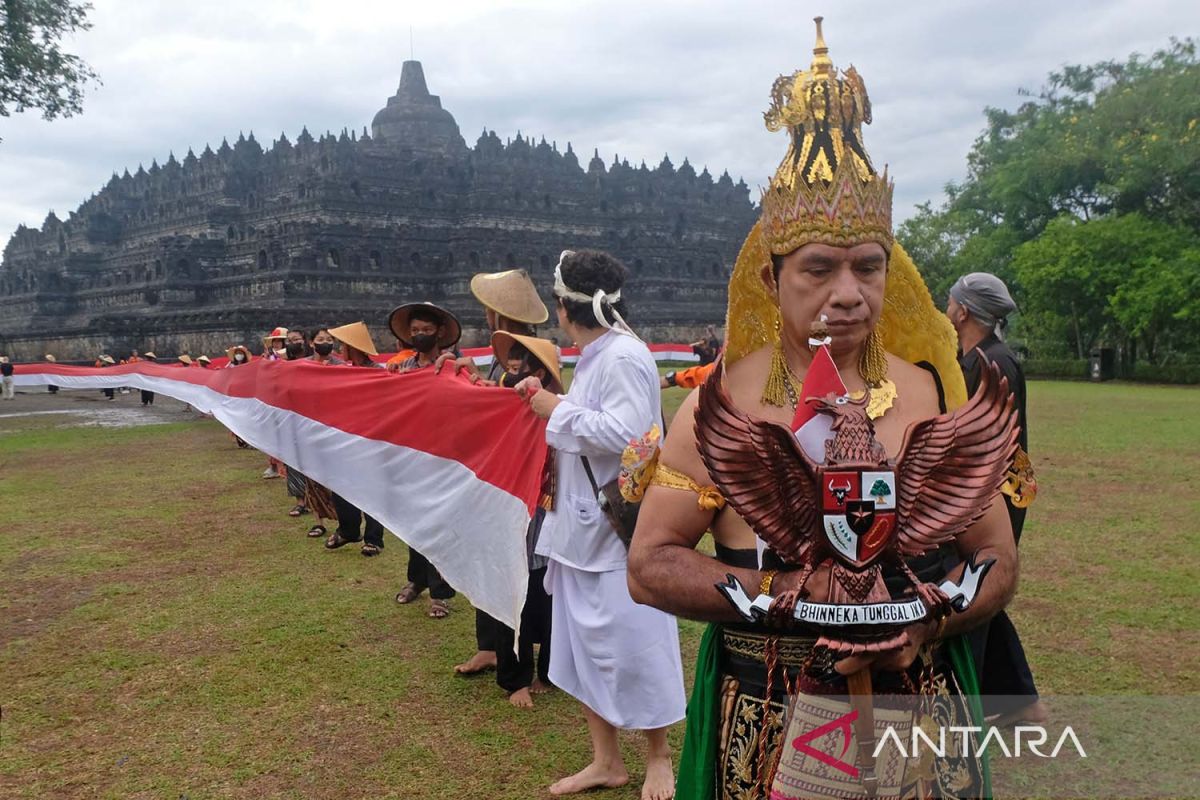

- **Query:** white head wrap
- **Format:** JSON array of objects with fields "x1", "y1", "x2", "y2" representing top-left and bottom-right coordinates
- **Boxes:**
[{"x1": 552, "y1": 250, "x2": 641, "y2": 341}]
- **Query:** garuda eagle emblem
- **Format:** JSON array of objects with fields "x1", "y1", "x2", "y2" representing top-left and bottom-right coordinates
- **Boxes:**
[{"x1": 695, "y1": 354, "x2": 1019, "y2": 654}]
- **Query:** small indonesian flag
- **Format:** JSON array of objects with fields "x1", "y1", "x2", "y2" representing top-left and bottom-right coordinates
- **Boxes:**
[{"x1": 791, "y1": 343, "x2": 847, "y2": 463}]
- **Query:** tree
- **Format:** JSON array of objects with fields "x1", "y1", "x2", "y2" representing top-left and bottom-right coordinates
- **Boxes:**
[
  {"x1": 0, "y1": 0, "x2": 99, "y2": 140},
  {"x1": 1012, "y1": 213, "x2": 1199, "y2": 362}
]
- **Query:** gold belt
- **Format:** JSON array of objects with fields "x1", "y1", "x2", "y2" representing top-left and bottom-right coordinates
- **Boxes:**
[{"x1": 721, "y1": 628, "x2": 817, "y2": 669}]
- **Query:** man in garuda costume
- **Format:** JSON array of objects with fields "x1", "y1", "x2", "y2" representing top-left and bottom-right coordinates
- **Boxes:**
[{"x1": 629, "y1": 18, "x2": 1019, "y2": 800}]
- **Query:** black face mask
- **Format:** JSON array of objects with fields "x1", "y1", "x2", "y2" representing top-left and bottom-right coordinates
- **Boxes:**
[
  {"x1": 285, "y1": 342, "x2": 305, "y2": 359},
  {"x1": 313, "y1": 342, "x2": 334, "y2": 357},
  {"x1": 411, "y1": 333, "x2": 437, "y2": 353}
]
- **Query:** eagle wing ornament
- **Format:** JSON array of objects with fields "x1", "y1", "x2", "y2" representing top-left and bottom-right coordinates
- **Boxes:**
[
  {"x1": 893, "y1": 359, "x2": 1020, "y2": 557},
  {"x1": 694, "y1": 359, "x2": 821, "y2": 567},
  {"x1": 694, "y1": 350, "x2": 1020, "y2": 652}
]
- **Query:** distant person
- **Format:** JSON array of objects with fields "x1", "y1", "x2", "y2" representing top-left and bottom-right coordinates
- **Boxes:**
[
  {"x1": 296, "y1": 328, "x2": 342, "y2": 540},
  {"x1": 224, "y1": 346, "x2": 252, "y2": 448},
  {"x1": 0, "y1": 356, "x2": 13, "y2": 400},
  {"x1": 324, "y1": 322, "x2": 389, "y2": 557},
  {"x1": 689, "y1": 324, "x2": 721, "y2": 366},
  {"x1": 947, "y1": 271, "x2": 1045, "y2": 725},
  {"x1": 490, "y1": 331, "x2": 560, "y2": 709},
  {"x1": 98, "y1": 355, "x2": 116, "y2": 400},
  {"x1": 45, "y1": 354, "x2": 58, "y2": 394},
  {"x1": 139, "y1": 352, "x2": 157, "y2": 406},
  {"x1": 389, "y1": 302, "x2": 462, "y2": 619},
  {"x1": 260, "y1": 326, "x2": 289, "y2": 479}
]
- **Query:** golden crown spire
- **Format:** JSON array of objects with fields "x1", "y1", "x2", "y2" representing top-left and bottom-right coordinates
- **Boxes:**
[{"x1": 759, "y1": 17, "x2": 893, "y2": 254}]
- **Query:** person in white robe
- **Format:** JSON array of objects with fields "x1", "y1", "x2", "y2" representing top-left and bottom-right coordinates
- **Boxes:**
[{"x1": 517, "y1": 249, "x2": 685, "y2": 800}]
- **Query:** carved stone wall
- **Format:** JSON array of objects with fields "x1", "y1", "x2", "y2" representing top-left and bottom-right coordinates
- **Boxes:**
[{"x1": 0, "y1": 61, "x2": 755, "y2": 360}]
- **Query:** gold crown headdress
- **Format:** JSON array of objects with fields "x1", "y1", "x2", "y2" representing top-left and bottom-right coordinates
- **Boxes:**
[
  {"x1": 759, "y1": 16, "x2": 893, "y2": 254},
  {"x1": 724, "y1": 17, "x2": 966, "y2": 410}
]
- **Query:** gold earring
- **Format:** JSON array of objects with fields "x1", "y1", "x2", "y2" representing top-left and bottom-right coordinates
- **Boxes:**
[
  {"x1": 859, "y1": 329, "x2": 888, "y2": 385},
  {"x1": 762, "y1": 316, "x2": 792, "y2": 407}
]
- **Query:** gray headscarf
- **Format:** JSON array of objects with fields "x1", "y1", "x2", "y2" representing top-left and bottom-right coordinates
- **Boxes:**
[{"x1": 950, "y1": 272, "x2": 1017, "y2": 337}]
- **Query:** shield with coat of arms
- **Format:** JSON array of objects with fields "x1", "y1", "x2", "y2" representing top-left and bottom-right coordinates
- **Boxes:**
[{"x1": 819, "y1": 468, "x2": 897, "y2": 567}]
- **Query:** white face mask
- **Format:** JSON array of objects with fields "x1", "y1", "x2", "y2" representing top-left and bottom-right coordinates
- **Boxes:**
[
  {"x1": 274, "y1": 348, "x2": 286, "y2": 357},
  {"x1": 234, "y1": 354, "x2": 246, "y2": 363}
]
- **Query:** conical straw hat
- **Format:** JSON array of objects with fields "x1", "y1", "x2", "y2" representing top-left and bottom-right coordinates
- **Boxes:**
[
  {"x1": 100, "y1": 355, "x2": 116, "y2": 365},
  {"x1": 328, "y1": 321, "x2": 379, "y2": 356},
  {"x1": 178, "y1": 354, "x2": 192, "y2": 366},
  {"x1": 197, "y1": 355, "x2": 211, "y2": 365},
  {"x1": 470, "y1": 269, "x2": 549, "y2": 325},
  {"x1": 387, "y1": 302, "x2": 462, "y2": 348},
  {"x1": 45, "y1": 354, "x2": 57, "y2": 362},
  {"x1": 142, "y1": 352, "x2": 157, "y2": 359},
  {"x1": 490, "y1": 331, "x2": 562, "y2": 392}
]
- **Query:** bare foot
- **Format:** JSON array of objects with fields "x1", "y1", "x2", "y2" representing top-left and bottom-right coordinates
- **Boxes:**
[
  {"x1": 530, "y1": 678, "x2": 553, "y2": 694},
  {"x1": 549, "y1": 761, "x2": 630, "y2": 796},
  {"x1": 453, "y1": 650, "x2": 497, "y2": 675},
  {"x1": 508, "y1": 687, "x2": 534, "y2": 708},
  {"x1": 641, "y1": 752, "x2": 675, "y2": 800}
]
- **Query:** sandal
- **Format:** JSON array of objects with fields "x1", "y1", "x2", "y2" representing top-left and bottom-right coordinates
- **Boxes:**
[
  {"x1": 288, "y1": 504, "x2": 309, "y2": 517},
  {"x1": 306, "y1": 524, "x2": 327, "y2": 538},
  {"x1": 325, "y1": 530, "x2": 362, "y2": 550},
  {"x1": 429, "y1": 598, "x2": 451, "y2": 619},
  {"x1": 395, "y1": 583, "x2": 424, "y2": 604},
  {"x1": 360, "y1": 543, "x2": 382, "y2": 557}
]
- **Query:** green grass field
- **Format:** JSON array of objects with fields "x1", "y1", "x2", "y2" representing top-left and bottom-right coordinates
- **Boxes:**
[{"x1": 1, "y1": 380, "x2": 1197, "y2": 798}]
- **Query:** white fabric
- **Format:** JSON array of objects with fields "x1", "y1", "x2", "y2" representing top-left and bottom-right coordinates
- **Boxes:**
[
  {"x1": 11, "y1": 370, "x2": 531, "y2": 633},
  {"x1": 1, "y1": 376, "x2": 13, "y2": 399},
  {"x1": 538, "y1": 329, "x2": 662, "y2": 572},
  {"x1": 545, "y1": 560, "x2": 686, "y2": 730}
]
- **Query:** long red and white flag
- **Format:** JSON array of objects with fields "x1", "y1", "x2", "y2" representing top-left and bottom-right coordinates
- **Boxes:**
[{"x1": 13, "y1": 361, "x2": 547, "y2": 633}]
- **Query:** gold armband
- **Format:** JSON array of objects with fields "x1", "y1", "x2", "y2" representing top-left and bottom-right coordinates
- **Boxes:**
[{"x1": 650, "y1": 463, "x2": 726, "y2": 511}]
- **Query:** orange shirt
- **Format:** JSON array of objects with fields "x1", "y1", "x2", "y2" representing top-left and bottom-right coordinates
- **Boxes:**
[
  {"x1": 386, "y1": 349, "x2": 417, "y2": 365},
  {"x1": 671, "y1": 361, "x2": 717, "y2": 389}
]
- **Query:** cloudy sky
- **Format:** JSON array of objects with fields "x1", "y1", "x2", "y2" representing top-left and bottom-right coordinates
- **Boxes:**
[{"x1": 1, "y1": 0, "x2": 1197, "y2": 254}]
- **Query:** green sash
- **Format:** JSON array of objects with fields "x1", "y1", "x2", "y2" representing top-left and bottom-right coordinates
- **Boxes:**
[{"x1": 673, "y1": 626, "x2": 992, "y2": 800}]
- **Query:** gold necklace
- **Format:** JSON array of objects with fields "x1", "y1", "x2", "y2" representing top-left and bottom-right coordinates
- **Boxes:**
[{"x1": 773, "y1": 353, "x2": 897, "y2": 421}]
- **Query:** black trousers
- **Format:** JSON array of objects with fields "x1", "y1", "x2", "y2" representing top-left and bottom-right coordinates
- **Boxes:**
[
  {"x1": 475, "y1": 609, "x2": 501, "y2": 651},
  {"x1": 407, "y1": 548, "x2": 454, "y2": 600},
  {"x1": 48, "y1": 385, "x2": 58, "y2": 394},
  {"x1": 103, "y1": 388, "x2": 114, "y2": 399},
  {"x1": 140, "y1": 389, "x2": 154, "y2": 405},
  {"x1": 495, "y1": 566, "x2": 552, "y2": 693},
  {"x1": 331, "y1": 493, "x2": 383, "y2": 547},
  {"x1": 971, "y1": 499, "x2": 1038, "y2": 714}
]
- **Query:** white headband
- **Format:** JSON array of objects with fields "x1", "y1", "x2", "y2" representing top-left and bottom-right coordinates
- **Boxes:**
[{"x1": 552, "y1": 250, "x2": 640, "y2": 340}]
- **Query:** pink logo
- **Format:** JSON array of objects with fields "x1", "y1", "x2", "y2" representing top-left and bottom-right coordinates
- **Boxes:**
[{"x1": 791, "y1": 710, "x2": 859, "y2": 778}]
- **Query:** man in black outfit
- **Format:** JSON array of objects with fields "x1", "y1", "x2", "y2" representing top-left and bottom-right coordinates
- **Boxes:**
[{"x1": 948, "y1": 272, "x2": 1046, "y2": 725}]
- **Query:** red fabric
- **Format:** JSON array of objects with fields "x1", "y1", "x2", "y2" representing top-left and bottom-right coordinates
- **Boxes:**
[{"x1": 20, "y1": 360, "x2": 549, "y2": 512}]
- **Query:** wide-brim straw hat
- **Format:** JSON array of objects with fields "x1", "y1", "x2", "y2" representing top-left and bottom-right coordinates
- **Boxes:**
[
  {"x1": 45, "y1": 354, "x2": 57, "y2": 362},
  {"x1": 261, "y1": 326, "x2": 288, "y2": 346},
  {"x1": 328, "y1": 321, "x2": 379, "y2": 356},
  {"x1": 490, "y1": 331, "x2": 562, "y2": 392},
  {"x1": 178, "y1": 354, "x2": 193, "y2": 366},
  {"x1": 0, "y1": 356, "x2": 8, "y2": 364},
  {"x1": 225, "y1": 345, "x2": 251, "y2": 362},
  {"x1": 387, "y1": 302, "x2": 462, "y2": 348},
  {"x1": 142, "y1": 352, "x2": 157, "y2": 359},
  {"x1": 100, "y1": 355, "x2": 116, "y2": 365},
  {"x1": 470, "y1": 269, "x2": 549, "y2": 325}
]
